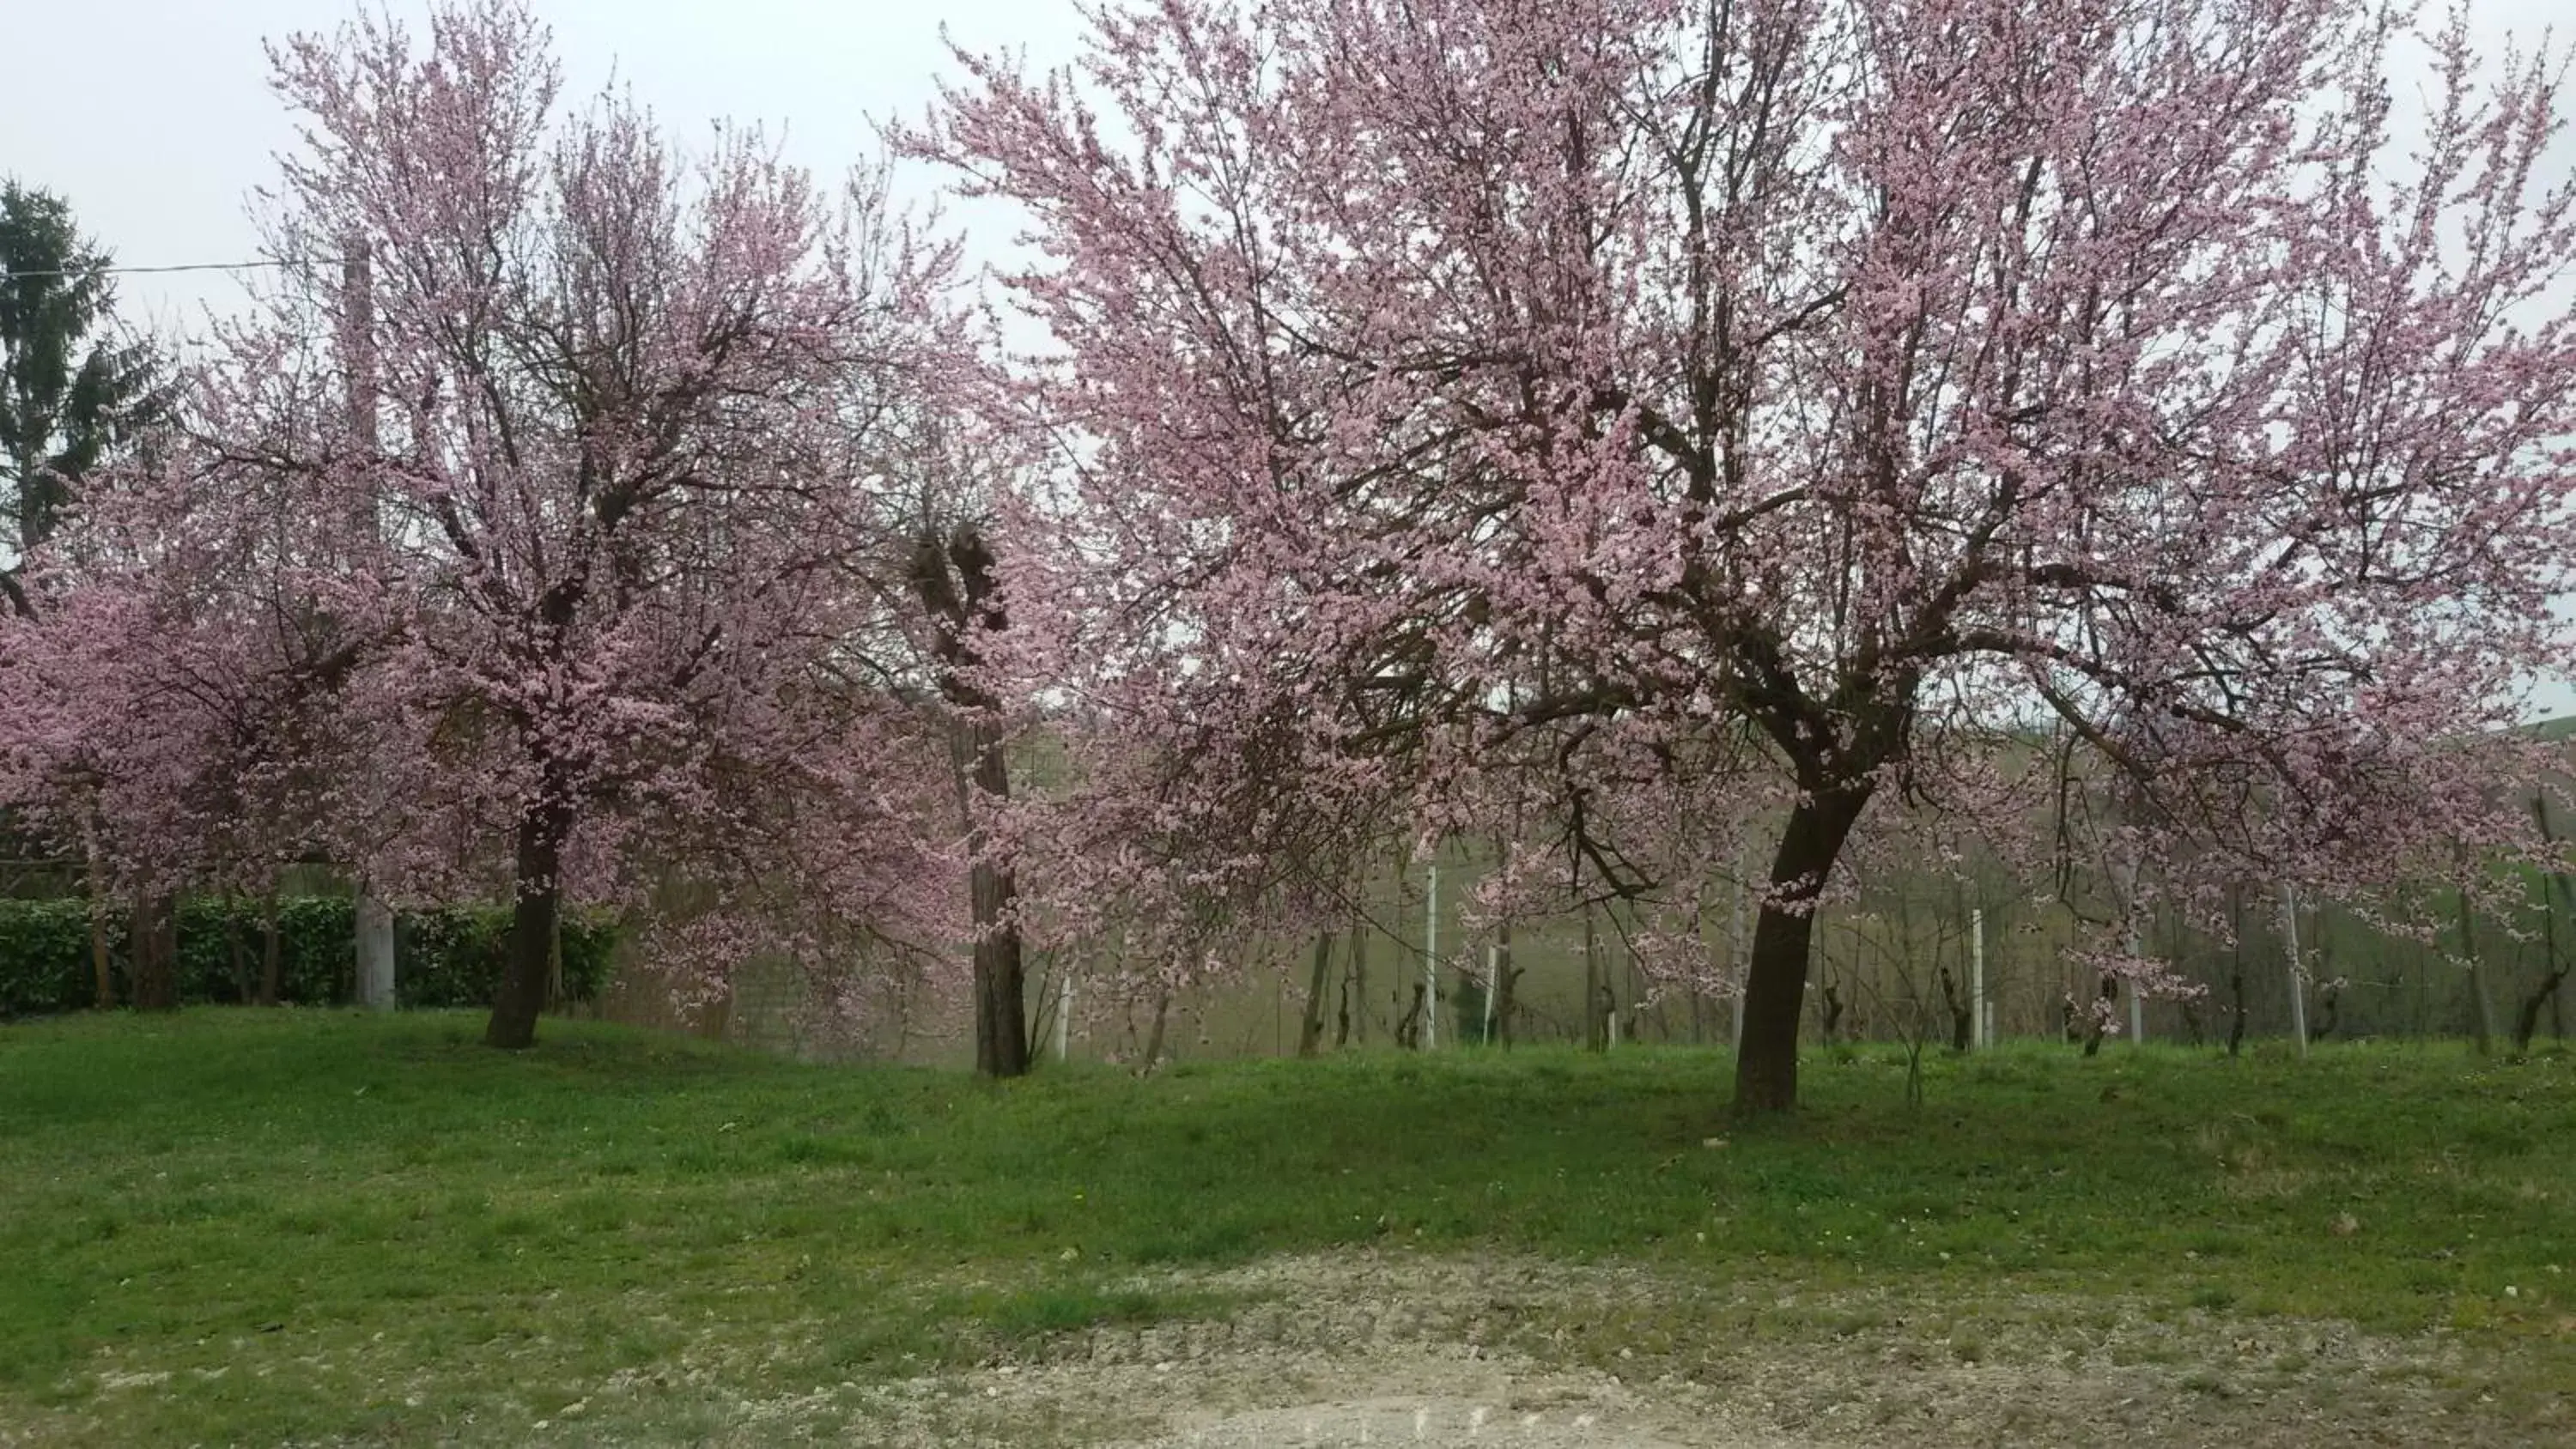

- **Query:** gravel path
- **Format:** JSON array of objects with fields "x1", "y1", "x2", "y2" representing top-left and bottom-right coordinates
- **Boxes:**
[{"x1": 801, "y1": 1252, "x2": 2567, "y2": 1448}]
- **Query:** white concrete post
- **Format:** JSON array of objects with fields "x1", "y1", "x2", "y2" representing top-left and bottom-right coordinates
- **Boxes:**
[
  {"x1": 1423, "y1": 857, "x2": 1439, "y2": 1050},
  {"x1": 1971, "y1": 906, "x2": 1988, "y2": 1048},
  {"x1": 1056, "y1": 973, "x2": 1072, "y2": 1062},
  {"x1": 2279, "y1": 882, "x2": 2308, "y2": 1058}
]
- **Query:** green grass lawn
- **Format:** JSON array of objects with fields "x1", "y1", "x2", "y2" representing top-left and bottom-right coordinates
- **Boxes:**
[{"x1": 2, "y1": 1010, "x2": 2571, "y2": 1445}]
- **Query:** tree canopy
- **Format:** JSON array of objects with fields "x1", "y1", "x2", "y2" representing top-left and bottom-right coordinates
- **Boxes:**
[{"x1": 919, "y1": 0, "x2": 2576, "y2": 1110}]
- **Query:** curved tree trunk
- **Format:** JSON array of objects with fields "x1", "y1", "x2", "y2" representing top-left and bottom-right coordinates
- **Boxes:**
[
  {"x1": 913, "y1": 523, "x2": 1030, "y2": 1079},
  {"x1": 2516, "y1": 967, "x2": 2568, "y2": 1057},
  {"x1": 2523, "y1": 860, "x2": 2568, "y2": 1055},
  {"x1": 1940, "y1": 967, "x2": 1972, "y2": 1052},
  {"x1": 1732, "y1": 786, "x2": 1870, "y2": 1117},
  {"x1": 487, "y1": 802, "x2": 570, "y2": 1049}
]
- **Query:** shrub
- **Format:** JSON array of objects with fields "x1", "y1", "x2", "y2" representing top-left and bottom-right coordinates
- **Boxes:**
[{"x1": 0, "y1": 896, "x2": 616, "y2": 1018}]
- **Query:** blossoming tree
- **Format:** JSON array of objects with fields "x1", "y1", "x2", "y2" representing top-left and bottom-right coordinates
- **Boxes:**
[
  {"x1": 922, "y1": 0, "x2": 2576, "y2": 1111},
  {"x1": 0, "y1": 1, "x2": 967, "y2": 1046}
]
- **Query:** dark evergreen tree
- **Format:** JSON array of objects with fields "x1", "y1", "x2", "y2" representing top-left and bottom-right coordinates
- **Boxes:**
[{"x1": 1, "y1": 181, "x2": 160, "y2": 613}]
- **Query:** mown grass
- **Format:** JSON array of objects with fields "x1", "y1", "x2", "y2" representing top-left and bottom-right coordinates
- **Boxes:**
[{"x1": 2, "y1": 1009, "x2": 2572, "y2": 1444}]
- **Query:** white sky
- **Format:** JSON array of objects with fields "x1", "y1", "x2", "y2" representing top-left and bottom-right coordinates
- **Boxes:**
[
  {"x1": 3, "y1": 0, "x2": 2569, "y2": 715},
  {"x1": 0, "y1": 0, "x2": 1091, "y2": 336},
  {"x1": 10, "y1": 0, "x2": 2561, "y2": 328}
]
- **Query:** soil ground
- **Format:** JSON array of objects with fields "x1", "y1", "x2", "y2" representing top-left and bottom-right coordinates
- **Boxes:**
[{"x1": 767, "y1": 1252, "x2": 2569, "y2": 1448}]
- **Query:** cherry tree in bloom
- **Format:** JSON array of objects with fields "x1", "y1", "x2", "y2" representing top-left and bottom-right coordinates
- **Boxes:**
[
  {"x1": 137, "y1": 0, "x2": 964, "y2": 1047},
  {"x1": 848, "y1": 371, "x2": 1048, "y2": 1076},
  {"x1": 922, "y1": 0, "x2": 2576, "y2": 1111},
  {"x1": 0, "y1": 422, "x2": 427, "y2": 1008}
]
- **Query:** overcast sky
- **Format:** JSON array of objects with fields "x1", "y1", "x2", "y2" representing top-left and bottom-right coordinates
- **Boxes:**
[
  {"x1": 8, "y1": 2, "x2": 2570, "y2": 313},
  {"x1": 0, "y1": 0, "x2": 1089, "y2": 335},
  {"x1": 4, "y1": 0, "x2": 2571, "y2": 712},
  {"x1": 6, "y1": 0, "x2": 2567, "y2": 330}
]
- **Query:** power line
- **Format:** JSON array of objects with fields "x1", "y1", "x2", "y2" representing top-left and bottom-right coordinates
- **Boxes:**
[{"x1": 1, "y1": 258, "x2": 304, "y2": 282}]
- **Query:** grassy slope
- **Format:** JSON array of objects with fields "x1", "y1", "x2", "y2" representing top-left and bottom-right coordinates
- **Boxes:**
[{"x1": 1, "y1": 1011, "x2": 2571, "y2": 1444}]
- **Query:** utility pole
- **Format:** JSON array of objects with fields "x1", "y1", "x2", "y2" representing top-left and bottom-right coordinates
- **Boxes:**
[
  {"x1": 1423, "y1": 854, "x2": 1439, "y2": 1050},
  {"x1": 1056, "y1": 973, "x2": 1072, "y2": 1062},
  {"x1": 1583, "y1": 905, "x2": 1601, "y2": 1051},
  {"x1": 342, "y1": 237, "x2": 396, "y2": 1012},
  {"x1": 1971, "y1": 906, "x2": 1988, "y2": 1048},
  {"x1": 1481, "y1": 944, "x2": 1497, "y2": 1044},
  {"x1": 2279, "y1": 882, "x2": 2308, "y2": 1058}
]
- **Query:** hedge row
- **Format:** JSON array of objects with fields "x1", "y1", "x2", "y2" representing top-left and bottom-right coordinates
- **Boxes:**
[{"x1": 0, "y1": 896, "x2": 616, "y2": 1018}]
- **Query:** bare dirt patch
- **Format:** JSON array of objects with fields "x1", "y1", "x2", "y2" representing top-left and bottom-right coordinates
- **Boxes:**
[
  {"x1": 799, "y1": 1251, "x2": 2571, "y2": 1448},
  {"x1": 36, "y1": 1250, "x2": 2530, "y2": 1446}
]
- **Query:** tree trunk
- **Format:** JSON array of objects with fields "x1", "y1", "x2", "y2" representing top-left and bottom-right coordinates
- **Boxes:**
[
  {"x1": 969, "y1": 860, "x2": 1029, "y2": 1076},
  {"x1": 939, "y1": 708, "x2": 1030, "y2": 1077},
  {"x1": 85, "y1": 834, "x2": 113, "y2": 1010},
  {"x1": 1732, "y1": 787, "x2": 1870, "y2": 1117},
  {"x1": 226, "y1": 900, "x2": 251, "y2": 1003},
  {"x1": 2225, "y1": 884, "x2": 2246, "y2": 1058},
  {"x1": 1729, "y1": 852, "x2": 1749, "y2": 1049},
  {"x1": 1940, "y1": 967, "x2": 1971, "y2": 1052},
  {"x1": 487, "y1": 803, "x2": 569, "y2": 1049},
  {"x1": 1492, "y1": 914, "x2": 1517, "y2": 1048},
  {"x1": 2227, "y1": 968, "x2": 2247, "y2": 1058},
  {"x1": 90, "y1": 904, "x2": 113, "y2": 1009},
  {"x1": 1622, "y1": 922, "x2": 1650, "y2": 1043},
  {"x1": 2459, "y1": 892, "x2": 2495, "y2": 1057},
  {"x1": 1297, "y1": 931, "x2": 1334, "y2": 1058},
  {"x1": 959, "y1": 714, "x2": 1030, "y2": 1079},
  {"x1": 912, "y1": 523, "x2": 1030, "y2": 1078},
  {"x1": 1395, "y1": 981, "x2": 1426, "y2": 1048},
  {"x1": 259, "y1": 891, "x2": 283, "y2": 1006},
  {"x1": 2542, "y1": 871, "x2": 2570, "y2": 1050},
  {"x1": 130, "y1": 889, "x2": 179, "y2": 1011},
  {"x1": 2514, "y1": 961, "x2": 2567, "y2": 1057},
  {"x1": 1140, "y1": 989, "x2": 1172, "y2": 1072},
  {"x1": 544, "y1": 916, "x2": 566, "y2": 1010},
  {"x1": 355, "y1": 883, "x2": 396, "y2": 1011},
  {"x1": 2537, "y1": 797, "x2": 2572, "y2": 1046},
  {"x1": 1347, "y1": 915, "x2": 1369, "y2": 1045}
]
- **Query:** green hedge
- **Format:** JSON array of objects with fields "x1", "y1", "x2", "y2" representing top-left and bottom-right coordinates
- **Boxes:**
[{"x1": 0, "y1": 897, "x2": 616, "y2": 1019}]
